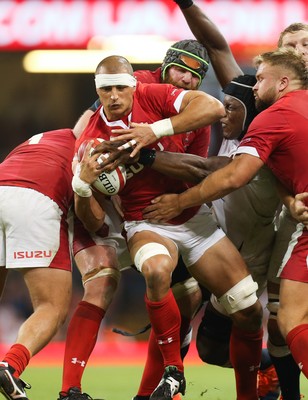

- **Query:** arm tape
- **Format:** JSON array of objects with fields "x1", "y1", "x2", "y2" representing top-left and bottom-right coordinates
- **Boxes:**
[
  {"x1": 72, "y1": 174, "x2": 92, "y2": 197},
  {"x1": 150, "y1": 118, "x2": 174, "y2": 139}
]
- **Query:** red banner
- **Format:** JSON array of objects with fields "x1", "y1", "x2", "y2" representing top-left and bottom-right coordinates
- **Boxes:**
[{"x1": 1, "y1": 0, "x2": 307, "y2": 51}]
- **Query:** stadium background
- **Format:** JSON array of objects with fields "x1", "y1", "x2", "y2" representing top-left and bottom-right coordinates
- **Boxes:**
[{"x1": 0, "y1": 0, "x2": 307, "y2": 361}]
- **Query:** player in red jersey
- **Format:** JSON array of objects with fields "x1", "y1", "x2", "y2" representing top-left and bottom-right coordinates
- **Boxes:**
[
  {"x1": 74, "y1": 39, "x2": 211, "y2": 160},
  {"x1": 141, "y1": 47, "x2": 308, "y2": 382},
  {"x1": 59, "y1": 40, "x2": 212, "y2": 400},
  {"x1": 0, "y1": 129, "x2": 77, "y2": 400},
  {"x1": 73, "y1": 55, "x2": 264, "y2": 400}
]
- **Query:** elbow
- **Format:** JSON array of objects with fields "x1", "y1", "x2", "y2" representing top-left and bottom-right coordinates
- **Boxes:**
[
  {"x1": 216, "y1": 100, "x2": 226, "y2": 120},
  {"x1": 226, "y1": 175, "x2": 245, "y2": 191}
]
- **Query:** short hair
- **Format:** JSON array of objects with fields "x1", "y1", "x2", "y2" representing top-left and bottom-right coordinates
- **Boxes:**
[
  {"x1": 253, "y1": 48, "x2": 308, "y2": 89},
  {"x1": 95, "y1": 55, "x2": 134, "y2": 75},
  {"x1": 278, "y1": 23, "x2": 308, "y2": 48}
]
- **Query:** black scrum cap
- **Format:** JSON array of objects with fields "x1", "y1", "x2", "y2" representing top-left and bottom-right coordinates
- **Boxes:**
[{"x1": 223, "y1": 74, "x2": 259, "y2": 139}]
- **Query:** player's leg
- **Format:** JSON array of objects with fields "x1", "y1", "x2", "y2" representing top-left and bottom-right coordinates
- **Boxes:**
[
  {"x1": 266, "y1": 207, "x2": 302, "y2": 400},
  {"x1": 196, "y1": 300, "x2": 232, "y2": 366},
  {"x1": 189, "y1": 236, "x2": 263, "y2": 400},
  {"x1": 278, "y1": 278, "x2": 308, "y2": 378},
  {"x1": 134, "y1": 269, "x2": 202, "y2": 399},
  {"x1": 128, "y1": 229, "x2": 185, "y2": 400},
  {"x1": 266, "y1": 281, "x2": 301, "y2": 400},
  {"x1": 0, "y1": 267, "x2": 71, "y2": 400},
  {"x1": 0, "y1": 187, "x2": 72, "y2": 400},
  {"x1": 59, "y1": 244, "x2": 120, "y2": 398}
]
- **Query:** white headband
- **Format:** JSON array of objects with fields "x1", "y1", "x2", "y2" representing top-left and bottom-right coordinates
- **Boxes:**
[{"x1": 95, "y1": 73, "x2": 137, "y2": 88}]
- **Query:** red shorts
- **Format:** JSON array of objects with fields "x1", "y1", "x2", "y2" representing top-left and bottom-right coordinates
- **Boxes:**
[{"x1": 279, "y1": 226, "x2": 308, "y2": 283}]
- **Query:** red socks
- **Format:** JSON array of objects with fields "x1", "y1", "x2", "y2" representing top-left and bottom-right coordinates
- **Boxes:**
[
  {"x1": 286, "y1": 323, "x2": 308, "y2": 378},
  {"x1": 137, "y1": 330, "x2": 164, "y2": 396},
  {"x1": 230, "y1": 326, "x2": 263, "y2": 400},
  {"x1": 3, "y1": 344, "x2": 30, "y2": 377},
  {"x1": 145, "y1": 290, "x2": 182, "y2": 372},
  {"x1": 61, "y1": 301, "x2": 105, "y2": 393}
]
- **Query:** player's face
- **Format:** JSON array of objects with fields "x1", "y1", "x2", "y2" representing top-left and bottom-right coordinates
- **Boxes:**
[
  {"x1": 164, "y1": 66, "x2": 200, "y2": 90},
  {"x1": 253, "y1": 63, "x2": 279, "y2": 112},
  {"x1": 220, "y1": 96, "x2": 245, "y2": 140},
  {"x1": 97, "y1": 85, "x2": 135, "y2": 121},
  {"x1": 280, "y1": 30, "x2": 308, "y2": 66}
]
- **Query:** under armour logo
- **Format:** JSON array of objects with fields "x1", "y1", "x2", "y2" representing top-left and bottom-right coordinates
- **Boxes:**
[
  {"x1": 249, "y1": 363, "x2": 261, "y2": 372},
  {"x1": 298, "y1": 362, "x2": 303, "y2": 370},
  {"x1": 71, "y1": 358, "x2": 86, "y2": 367},
  {"x1": 157, "y1": 337, "x2": 174, "y2": 345}
]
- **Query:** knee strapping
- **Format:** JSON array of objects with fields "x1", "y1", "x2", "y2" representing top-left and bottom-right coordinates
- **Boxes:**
[
  {"x1": 217, "y1": 275, "x2": 258, "y2": 314},
  {"x1": 134, "y1": 242, "x2": 171, "y2": 272},
  {"x1": 82, "y1": 266, "x2": 121, "y2": 286},
  {"x1": 172, "y1": 277, "x2": 199, "y2": 300}
]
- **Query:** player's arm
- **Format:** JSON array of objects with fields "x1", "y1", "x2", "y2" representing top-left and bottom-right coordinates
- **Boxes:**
[
  {"x1": 174, "y1": 0, "x2": 243, "y2": 88},
  {"x1": 288, "y1": 193, "x2": 308, "y2": 227},
  {"x1": 72, "y1": 142, "x2": 106, "y2": 233},
  {"x1": 140, "y1": 149, "x2": 231, "y2": 184},
  {"x1": 277, "y1": 181, "x2": 308, "y2": 226},
  {"x1": 142, "y1": 153, "x2": 264, "y2": 222},
  {"x1": 112, "y1": 90, "x2": 225, "y2": 157},
  {"x1": 73, "y1": 110, "x2": 95, "y2": 139},
  {"x1": 72, "y1": 99, "x2": 100, "y2": 138}
]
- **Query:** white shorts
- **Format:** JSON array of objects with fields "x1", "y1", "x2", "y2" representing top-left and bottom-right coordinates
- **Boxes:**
[
  {"x1": 124, "y1": 204, "x2": 225, "y2": 267},
  {"x1": 0, "y1": 187, "x2": 71, "y2": 269},
  {"x1": 268, "y1": 206, "x2": 297, "y2": 284}
]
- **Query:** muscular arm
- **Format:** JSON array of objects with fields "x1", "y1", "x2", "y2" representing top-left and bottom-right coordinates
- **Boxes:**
[
  {"x1": 151, "y1": 151, "x2": 231, "y2": 183},
  {"x1": 179, "y1": 154, "x2": 264, "y2": 207},
  {"x1": 277, "y1": 182, "x2": 308, "y2": 226},
  {"x1": 177, "y1": 2, "x2": 243, "y2": 88},
  {"x1": 114, "y1": 90, "x2": 225, "y2": 157},
  {"x1": 73, "y1": 109, "x2": 95, "y2": 139},
  {"x1": 74, "y1": 193, "x2": 106, "y2": 233},
  {"x1": 175, "y1": 90, "x2": 225, "y2": 133},
  {"x1": 143, "y1": 154, "x2": 264, "y2": 221},
  {"x1": 73, "y1": 142, "x2": 106, "y2": 233}
]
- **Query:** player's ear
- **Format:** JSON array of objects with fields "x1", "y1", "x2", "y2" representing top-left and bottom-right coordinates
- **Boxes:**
[{"x1": 279, "y1": 76, "x2": 289, "y2": 92}]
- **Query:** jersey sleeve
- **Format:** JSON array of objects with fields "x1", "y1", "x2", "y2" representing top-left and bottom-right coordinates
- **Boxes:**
[
  {"x1": 236, "y1": 108, "x2": 290, "y2": 163},
  {"x1": 138, "y1": 82, "x2": 187, "y2": 118},
  {"x1": 185, "y1": 127, "x2": 211, "y2": 157}
]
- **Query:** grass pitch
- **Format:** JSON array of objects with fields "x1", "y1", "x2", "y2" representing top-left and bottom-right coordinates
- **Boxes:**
[{"x1": 21, "y1": 364, "x2": 308, "y2": 400}]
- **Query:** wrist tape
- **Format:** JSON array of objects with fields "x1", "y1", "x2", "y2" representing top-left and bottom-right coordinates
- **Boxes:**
[
  {"x1": 150, "y1": 118, "x2": 174, "y2": 139},
  {"x1": 72, "y1": 174, "x2": 92, "y2": 197}
]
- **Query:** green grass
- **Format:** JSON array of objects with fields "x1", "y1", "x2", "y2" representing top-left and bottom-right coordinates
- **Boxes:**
[{"x1": 21, "y1": 364, "x2": 308, "y2": 400}]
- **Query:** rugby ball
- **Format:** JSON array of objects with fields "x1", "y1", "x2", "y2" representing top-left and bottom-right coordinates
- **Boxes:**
[{"x1": 77, "y1": 138, "x2": 126, "y2": 196}]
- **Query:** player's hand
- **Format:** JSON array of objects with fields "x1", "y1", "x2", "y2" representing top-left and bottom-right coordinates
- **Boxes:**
[
  {"x1": 91, "y1": 139, "x2": 139, "y2": 172},
  {"x1": 78, "y1": 141, "x2": 103, "y2": 184},
  {"x1": 111, "y1": 122, "x2": 157, "y2": 158},
  {"x1": 142, "y1": 194, "x2": 182, "y2": 222},
  {"x1": 289, "y1": 192, "x2": 308, "y2": 228}
]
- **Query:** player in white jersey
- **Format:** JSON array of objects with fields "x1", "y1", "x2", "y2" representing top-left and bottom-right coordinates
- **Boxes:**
[{"x1": 0, "y1": 129, "x2": 77, "y2": 400}]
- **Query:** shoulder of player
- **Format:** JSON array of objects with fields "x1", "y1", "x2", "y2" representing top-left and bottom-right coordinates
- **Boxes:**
[{"x1": 134, "y1": 67, "x2": 161, "y2": 83}]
